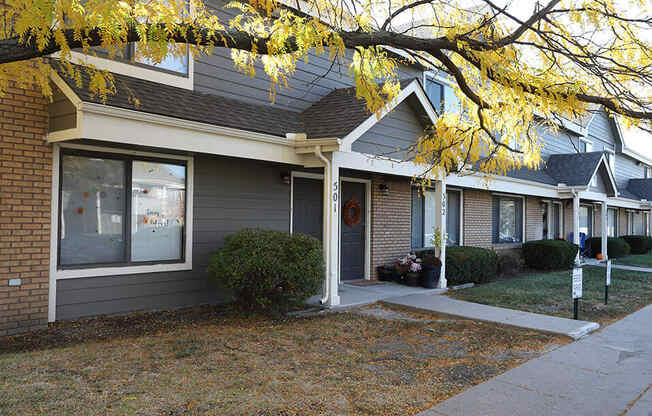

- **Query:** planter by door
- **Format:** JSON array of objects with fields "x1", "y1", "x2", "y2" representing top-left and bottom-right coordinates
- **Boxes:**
[{"x1": 340, "y1": 181, "x2": 366, "y2": 281}]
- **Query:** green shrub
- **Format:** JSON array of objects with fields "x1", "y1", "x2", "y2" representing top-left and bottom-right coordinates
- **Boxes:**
[
  {"x1": 445, "y1": 246, "x2": 499, "y2": 286},
  {"x1": 522, "y1": 239, "x2": 578, "y2": 270},
  {"x1": 207, "y1": 228, "x2": 324, "y2": 314},
  {"x1": 621, "y1": 235, "x2": 652, "y2": 255},
  {"x1": 587, "y1": 237, "x2": 631, "y2": 258}
]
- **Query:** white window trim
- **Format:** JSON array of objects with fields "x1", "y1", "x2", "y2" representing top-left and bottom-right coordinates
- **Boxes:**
[
  {"x1": 67, "y1": 51, "x2": 194, "y2": 90},
  {"x1": 579, "y1": 138, "x2": 592, "y2": 152},
  {"x1": 49, "y1": 143, "x2": 194, "y2": 321},
  {"x1": 492, "y1": 193, "x2": 526, "y2": 245},
  {"x1": 553, "y1": 201, "x2": 564, "y2": 239},
  {"x1": 447, "y1": 187, "x2": 464, "y2": 246}
]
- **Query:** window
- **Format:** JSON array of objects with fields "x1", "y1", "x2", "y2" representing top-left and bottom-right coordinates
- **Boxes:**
[
  {"x1": 59, "y1": 150, "x2": 187, "y2": 268},
  {"x1": 411, "y1": 188, "x2": 437, "y2": 249},
  {"x1": 541, "y1": 202, "x2": 549, "y2": 239},
  {"x1": 579, "y1": 139, "x2": 592, "y2": 153},
  {"x1": 633, "y1": 212, "x2": 646, "y2": 235},
  {"x1": 134, "y1": 44, "x2": 189, "y2": 74},
  {"x1": 492, "y1": 196, "x2": 523, "y2": 243},
  {"x1": 552, "y1": 203, "x2": 562, "y2": 239},
  {"x1": 646, "y1": 166, "x2": 652, "y2": 179},
  {"x1": 447, "y1": 190, "x2": 461, "y2": 246},
  {"x1": 579, "y1": 205, "x2": 592, "y2": 237},
  {"x1": 425, "y1": 78, "x2": 445, "y2": 113},
  {"x1": 607, "y1": 208, "x2": 617, "y2": 237}
]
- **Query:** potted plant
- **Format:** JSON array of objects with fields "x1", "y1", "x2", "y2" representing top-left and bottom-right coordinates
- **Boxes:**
[
  {"x1": 405, "y1": 260, "x2": 422, "y2": 286},
  {"x1": 421, "y1": 227, "x2": 445, "y2": 288},
  {"x1": 394, "y1": 253, "x2": 416, "y2": 284}
]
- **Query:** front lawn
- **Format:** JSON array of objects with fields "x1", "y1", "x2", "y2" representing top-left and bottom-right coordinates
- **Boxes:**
[
  {"x1": 449, "y1": 266, "x2": 652, "y2": 325},
  {"x1": 614, "y1": 253, "x2": 652, "y2": 268},
  {"x1": 0, "y1": 305, "x2": 566, "y2": 415}
]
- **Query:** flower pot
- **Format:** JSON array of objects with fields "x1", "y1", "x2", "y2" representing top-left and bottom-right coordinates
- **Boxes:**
[
  {"x1": 405, "y1": 272, "x2": 421, "y2": 287},
  {"x1": 377, "y1": 266, "x2": 394, "y2": 281},
  {"x1": 421, "y1": 265, "x2": 441, "y2": 289}
]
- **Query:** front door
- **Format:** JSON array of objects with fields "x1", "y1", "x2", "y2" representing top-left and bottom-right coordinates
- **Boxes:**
[{"x1": 340, "y1": 181, "x2": 366, "y2": 281}]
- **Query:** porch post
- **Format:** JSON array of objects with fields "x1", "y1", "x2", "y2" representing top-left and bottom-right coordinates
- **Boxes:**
[
  {"x1": 434, "y1": 180, "x2": 447, "y2": 289},
  {"x1": 325, "y1": 155, "x2": 341, "y2": 306},
  {"x1": 601, "y1": 201, "x2": 608, "y2": 260},
  {"x1": 547, "y1": 202, "x2": 553, "y2": 239},
  {"x1": 573, "y1": 192, "x2": 581, "y2": 265}
]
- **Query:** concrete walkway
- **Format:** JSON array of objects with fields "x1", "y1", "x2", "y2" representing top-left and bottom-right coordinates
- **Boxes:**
[
  {"x1": 418, "y1": 304, "x2": 652, "y2": 416},
  {"x1": 307, "y1": 282, "x2": 446, "y2": 309},
  {"x1": 383, "y1": 294, "x2": 599, "y2": 340},
  {"x1": 584, "y1": 258, "x2": 652, "y2": 273}
]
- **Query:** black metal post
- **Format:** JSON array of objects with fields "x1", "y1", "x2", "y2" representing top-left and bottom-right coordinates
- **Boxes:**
[
  {"x1": 605, "y1": 285, "x2": 609, "y2": 305},
  {"x1": 573, "y1": 298, "x2": 579, "y2": 320}
]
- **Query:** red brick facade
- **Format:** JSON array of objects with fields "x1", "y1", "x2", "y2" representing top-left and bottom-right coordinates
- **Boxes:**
[
  {"x1": 369, "y1": 174, "x2": 412, "y2": 279},
  {"x1": 0, "y1": 81, "x2": 51, "y2": 337}
]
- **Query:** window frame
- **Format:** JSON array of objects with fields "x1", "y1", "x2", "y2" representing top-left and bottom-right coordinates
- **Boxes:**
[
  {"x1": 492, "y1": 194, "x2": 524, "y2": 244},
  {"x1": 424, "y1": 76, "x2": 445, "y2": 113},
  {"x1": 607, "y1": 207, "x2": 618, "y2": 237},
  {"x1": 51, "y1": 144, "x2": 194, "y2": 280},
  {"x1": 411, "y1": 187, "x2": 436, "y2": 250},
  {"x1": 446, "y1": 188, "x2": 463, "y2": 247}
]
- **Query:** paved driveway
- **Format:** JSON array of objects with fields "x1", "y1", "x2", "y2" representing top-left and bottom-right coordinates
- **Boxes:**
[{"x1": 419, "y1": 304, "x2": 652, "y2": 416}]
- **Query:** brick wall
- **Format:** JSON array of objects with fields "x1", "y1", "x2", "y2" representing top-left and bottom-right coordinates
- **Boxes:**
[
  {"x1": 525, "y1": 197, "x2": 543, "y2": 241},
  {"x1": 0, "y1": 80, "x2": 51, "y2": 337},
  {"x1": 462, "y1": 190, "x2": 492, "y2": 248},
  {"x1": 369, "y1": 174, "x2": 411, "y2": 279}
]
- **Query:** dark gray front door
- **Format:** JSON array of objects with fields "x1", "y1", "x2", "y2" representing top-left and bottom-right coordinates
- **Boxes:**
[
  {"x1": 292, "y1": 177, "x2": 323, "y2": 241},
  {"x1": 340, "y1": 181, "x2": 366, "y2": 281}
]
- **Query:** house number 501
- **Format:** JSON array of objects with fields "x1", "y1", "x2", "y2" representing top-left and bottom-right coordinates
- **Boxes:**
[{"x1": 333, "y1": 181, "x2": 339, "y2": 212}]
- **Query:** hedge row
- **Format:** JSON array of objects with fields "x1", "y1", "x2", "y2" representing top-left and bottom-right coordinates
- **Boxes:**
[
  {"x1": 522, "y1": 239, "x2": 578, "y2": 270},
  {"x1": 587, "y1": 237, "x2": 631, "y2": 258},
  {"x1": 621, "y1": 235, "x2": 652, "y2": 255},
  {"x1": 445, "y1": 246, "x2": 499, "y2": 286}
]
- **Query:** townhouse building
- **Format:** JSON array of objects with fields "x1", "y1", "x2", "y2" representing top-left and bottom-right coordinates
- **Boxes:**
[{"x1": 2, "y1": 1, "x2": 652, "y2": 336}]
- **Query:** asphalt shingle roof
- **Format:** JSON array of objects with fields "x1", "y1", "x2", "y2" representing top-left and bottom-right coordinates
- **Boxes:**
[
  {"x1": 545, "y1": 151, "x2": 605, "y2": 187},
  {"x1": 626, "y1": 179, "x2": 652, "y2": 200},
  {"x1": 504, "y1": 164, "x2": 558, "y2": 186},
  {"x1": 55, "y1": 64, "x2": 304, "y2": 137},
  {"x1": 300, "y1": 79, "x2": 419, "y2": 139}
]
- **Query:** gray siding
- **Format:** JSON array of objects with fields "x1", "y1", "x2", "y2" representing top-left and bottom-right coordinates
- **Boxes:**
[
  {"x1": 194, "y1": 0, "x2": 421, "y2": 112},
  {"x1": 615, "y1": 152, "x2": 644, "y2": 190},
  {"x1": 586, "y1": 111, "x2": 617, "y2": 151},
  {"x1": 351, "y1": 100, "x2": 425, "y2": 160},
  {"x1": 56, "y1": 154, "x2": 292, "y2": 320},
  {"x1": 538, "y1": 126, "x2": 580, "y2": 159}
]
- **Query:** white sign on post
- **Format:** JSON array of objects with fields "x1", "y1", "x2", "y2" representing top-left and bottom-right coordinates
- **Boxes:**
[
  {"x1": 606, "y1": 260, "x2": 612, "y2": 286},
  {"x1": 572, "y1": 267, "x2": 583, "y2": 299}
]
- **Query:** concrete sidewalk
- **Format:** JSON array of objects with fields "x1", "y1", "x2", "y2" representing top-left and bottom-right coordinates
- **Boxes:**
[
  {"x1": 383, "y1": 294, "x2": 599, "y2": 339},
  {"x1": 418, "y1": 304, "x2": 652, "y2": 416}
]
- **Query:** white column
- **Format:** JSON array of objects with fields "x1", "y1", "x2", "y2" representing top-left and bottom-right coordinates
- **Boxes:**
[
  {"x1": 547, "y1": 202, "x2": 553, "y2": 239},
  {"x1": 434, "y1": 180, "x2": 447, "y2": 288},
  {"x1": 326, "y1": 155, "x2": 340, "y2": 306},
  {"x1": 601, "y1": 201, "x2": 608, "y2": 260},
  {"x1": 573, "y1": 193, "x2": 581, "y2": 265}
]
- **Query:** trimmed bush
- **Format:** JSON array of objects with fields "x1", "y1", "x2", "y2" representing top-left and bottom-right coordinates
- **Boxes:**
[
  {"x1": 207, "y1": 228, "x2": 324, "y2": 314},
  {"x1": 622, "y1": 235, "x2": 652, "y2": 255},
  {"x1": 587, "y1": 237, "x2": 631, "y2": 258},
  {"x1": 445, "y1": 246, "x2": 499, "y2": 286},
  {"x1": 522, "y1": 239, "x2": 578, "y2": 270}
]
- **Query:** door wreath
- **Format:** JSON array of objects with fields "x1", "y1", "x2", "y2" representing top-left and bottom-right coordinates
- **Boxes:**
[{"x1": 343, "y1": 199, "x2": 362, "y2": 226}]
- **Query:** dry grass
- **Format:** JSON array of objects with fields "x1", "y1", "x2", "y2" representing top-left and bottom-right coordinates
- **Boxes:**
[{"x1": 0, "y1": 304, "x2": 567, "y2": 416}]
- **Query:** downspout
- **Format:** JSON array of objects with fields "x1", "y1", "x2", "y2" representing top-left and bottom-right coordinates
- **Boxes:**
[{"x1": 314, "y1": 145, "x2": 331, "y2": 305}]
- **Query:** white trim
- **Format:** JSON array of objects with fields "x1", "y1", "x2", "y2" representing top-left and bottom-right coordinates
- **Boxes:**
[
  {"x1": 67, "y1": 51, "x2": 194, "y2": 90},
  {"x1": 491, "y1": 192, "x2": 526, "y2": 244},
  {"x1": 446, "y1": 187, "x2": 464, "y2": 246},
  {"x1": 48, "y1": 145, "x2": 60, "y2": 322},
  {"x1": 587, "y1": 154, "x2": 618, "y2": 197},
  {"x1": 553, "y1": 201, "x2": 564, "y2": 239},
  {"x1": 49, "y1": 143, "x2": 194, "y2": 289},
  {"x1": 289, "y1": 171, "x2": 372, "y2": 281}
]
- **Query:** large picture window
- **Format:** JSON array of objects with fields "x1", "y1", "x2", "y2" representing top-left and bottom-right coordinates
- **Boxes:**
[
  {"x1": 492, "y1": 195, "x2": 523, "y2": 244},
  {"x1": 59, "y1": 150, "x2": 187, "y2": 268},
  {"x1": 411, "y1": 188, "x2": 437, "y2": 249},
  {"x1": 607, "y1": 208, "x2": 617, "y2": 237}
]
